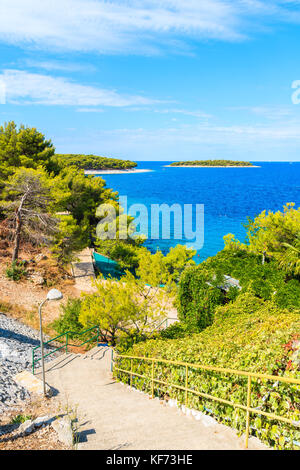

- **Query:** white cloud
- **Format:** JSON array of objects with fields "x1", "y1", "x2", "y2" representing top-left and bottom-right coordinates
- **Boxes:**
[
  {"x1": 76, "y1": 107, "x2": 104, "y2": 113},
  {"x1": 0, "y1": 69, "x2": 158, "y2": 107},
  {"x1": 54, "y1": 119, "x2": 300, "y2": 160},
  {"x1": 23, "y1": 59, "x2": 96, "y2": 73},
  {"x1": 154, "y1": 108, "x2": 212, "y2": 119},
  {"x1": 97, "y1": 121, "x2": 300, "y2": 144},
  {"x1": 80, "y1": 121, "x2": 300, "y2": 156},
  {"x1": 0, "y1": 1, "x2": 300, "y2": 54},
  {"x1": 227, "y1": 105, "x2": 297, "y2": 121}
]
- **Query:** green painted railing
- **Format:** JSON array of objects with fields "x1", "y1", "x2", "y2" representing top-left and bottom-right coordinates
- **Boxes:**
[{"x1": 32, "y1": 325, "x2": 100, "y2": 375}]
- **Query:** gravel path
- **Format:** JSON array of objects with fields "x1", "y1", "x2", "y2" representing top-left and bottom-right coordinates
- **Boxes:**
[{"x1": 0, "y1": 313, "x2": 60, "y2": 413}]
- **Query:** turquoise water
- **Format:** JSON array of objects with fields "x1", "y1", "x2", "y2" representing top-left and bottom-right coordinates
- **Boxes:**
[{"x1": 94, "y1": 162, "x2": 300, "y2": 263}]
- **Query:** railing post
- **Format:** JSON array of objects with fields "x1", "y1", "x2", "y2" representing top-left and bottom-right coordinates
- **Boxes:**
[
  {"x1": 185, "y1": 365, "x2": 188, "y2": 406},
  {"x1": 32, "y1": 348, "x2": 35, "y2": 375},
  {"x1": 111, "y1": 348, "x2": 114, "y2": 373},
  {"x1": 151, "y1": 360, "x2": 154, "y2": 398},
  {"x1": 245, "y1": 375, "x2": 252, "y2": 449},
  {"x1": 65, "y1": 333, "x2": 68, "y2": 353},
  {"x1": 130, "y1": 359, "x2": 133, "y2": 387},
  {"x1": 96, "y1": 326, "x2": 99, "y2": 345}
]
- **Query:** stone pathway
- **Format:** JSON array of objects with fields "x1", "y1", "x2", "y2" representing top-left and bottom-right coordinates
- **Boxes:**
[
  {"x1": 40, "y1": 346, "x2": 268, "y2": 450},
  {"x1": 71, "y1": 248, "x2": 95, "y2": 293}
]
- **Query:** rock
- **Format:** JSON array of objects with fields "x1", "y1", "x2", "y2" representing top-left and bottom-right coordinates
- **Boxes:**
[
  {"x1": 35, "y1": 254, "x2": 48, "y2": 263},
  {"x1": 51, "y1": 416, "x2": 74, "y2": 447},
  {"x1": 52, "y1": 416, "x2": 74, "y2": 446},
  {"x1": 0, "y1": 314, "x2": 62, "y2": 414},
  {"x1": 0, "y1": 341, "x2": 11, "y2": 361},
  {"x1": 19, "y1": 419, "x2": 35, "y2": 435},
  {"x1": 18, "y1": 416, "x2": 55, "y2": 435},
  {"x1": 14, "y1": 371, "x2": 53, "y2": 396},
  {"x1": 33, "y1": 415, "x2": 54, "y2": 428},
  {"x1": 28, "y1": 273, "x2": 45, "y2": 285}
]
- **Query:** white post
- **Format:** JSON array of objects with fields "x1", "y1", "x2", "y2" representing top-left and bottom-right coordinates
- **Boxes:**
[{"x1": 37, "y1": 289, "x2": 63, "y2": 396}]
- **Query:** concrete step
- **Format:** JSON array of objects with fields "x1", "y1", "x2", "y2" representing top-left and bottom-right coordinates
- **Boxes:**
[{"x1": 33, "y1": 345, "x2": 269, "y2": 450}]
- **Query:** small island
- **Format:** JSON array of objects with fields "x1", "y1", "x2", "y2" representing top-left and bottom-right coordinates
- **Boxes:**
[
  {"x1": 169, "y1": 160, "x2": 256, "y2": 167},
  {"x1": 54, "y1": 154, "x2": 138, "y2": 171}
]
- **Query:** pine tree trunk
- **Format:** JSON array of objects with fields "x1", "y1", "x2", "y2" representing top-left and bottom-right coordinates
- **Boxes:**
[
  {"x1": 11, "y1": 191, "x2": 28, "y2": 264},
  {"x1": 12, "y1": 210, "x2": 22, "y2": 263}
]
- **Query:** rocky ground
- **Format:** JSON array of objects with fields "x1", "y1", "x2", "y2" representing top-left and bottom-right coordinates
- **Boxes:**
[
  {"x1": 0, "y1": 395, "x2": 72, "y2": 450},
  {"x1": 0, "y1": 313, "x2": 61, "y2": 414},
  {"x1": 0, "y1": 245, "x2": 77, "y2": 327}
]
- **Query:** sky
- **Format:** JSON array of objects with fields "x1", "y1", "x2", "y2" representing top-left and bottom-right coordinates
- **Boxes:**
[{"x1": 0, "y1": 0, "x2": 300, "y2": 161}]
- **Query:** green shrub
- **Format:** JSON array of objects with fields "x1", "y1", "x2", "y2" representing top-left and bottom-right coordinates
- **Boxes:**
[
  {"x1": 158, "y1": 322, "x2": 195, "y2": 340},
  {"x1": 214, "y1": 290, "x2": 264, "y2": 320},
  {"x1": 95, "y1": 239, "x2": 141, "y2": 270},
  {"x1": 115, "y1": 302, "x2": 300, "y2": 449},
  {"x1": 274, "y1": 279, "x2": 300, "y2": 309},
  {"x1": 203, "y1": 250, "x2": 286, "y2": 300},
  {"x1": 5, "y1": 261, "x2": 27, "y2": 281},
  {"x1": 10, "y1": 414, "x2": 32, "y2": 424},
  {"x1": 52, "y1": 298, "x2": 85, "y2": 339},
  {"x1": 117, "y1": 331, "x2": 150, "y2": 353},
  {"x1": 178, "y1": 266, "x2": 225, "y2": 331},
  {"x1": 177, "y1": 250, "x2": 300, "y2": 330}
]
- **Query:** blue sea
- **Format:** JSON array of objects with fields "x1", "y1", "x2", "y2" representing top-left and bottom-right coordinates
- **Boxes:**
[{"x1": 95, "y1": 162, "x2": 300, "y2": 263}]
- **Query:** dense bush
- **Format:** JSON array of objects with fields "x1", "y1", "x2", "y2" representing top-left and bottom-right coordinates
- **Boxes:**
[
  {"x1": 226, "y1": 203, "x2": 300, "y2": 276},
  {"x1": 204, "y1": 250, "x2": 284, "y2": 298},
  {"x1": 5, "y1": 261, "x2": 27, "y2": 281},
  {"x1": 274, "y1": 279, "x2": 300, "y2": 309},
  {"x1": 95, "y1": 239, "x2": 142, "y2": 270},
  {"x1": 178, "y1": 250, "x2": 300, "y2": 329},
  {"x1": 116, "y1": 298, "x2": 300, "y2": 449},
  {"x1": 178, "y1": 266, "x2": 225, "y2": 331},
  {"x1": 158, "y1": 322, "x2": 191, "y2": 340},
  {"x1": 52, "y1": 298, "x2": 85, "y2": 339}
]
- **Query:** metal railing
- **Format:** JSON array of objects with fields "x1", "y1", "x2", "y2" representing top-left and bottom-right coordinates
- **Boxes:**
[
  {"x1": 114, "y1": 354, "x2": 300, "y2": 449},
  {"x1": 32, "y1": 325, "x2": 100, "y2": 375},
  {"x1": 148, "y1": 316, "x2": 178, "y2": 333}
]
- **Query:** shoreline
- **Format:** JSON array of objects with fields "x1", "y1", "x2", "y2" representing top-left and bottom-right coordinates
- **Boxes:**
[
  {"x1": 84, "y1": 169, "x2": 153, "y2": 175},
  {"x1": 164, "y1": 165, "x2": 261, "y2": 168}
]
